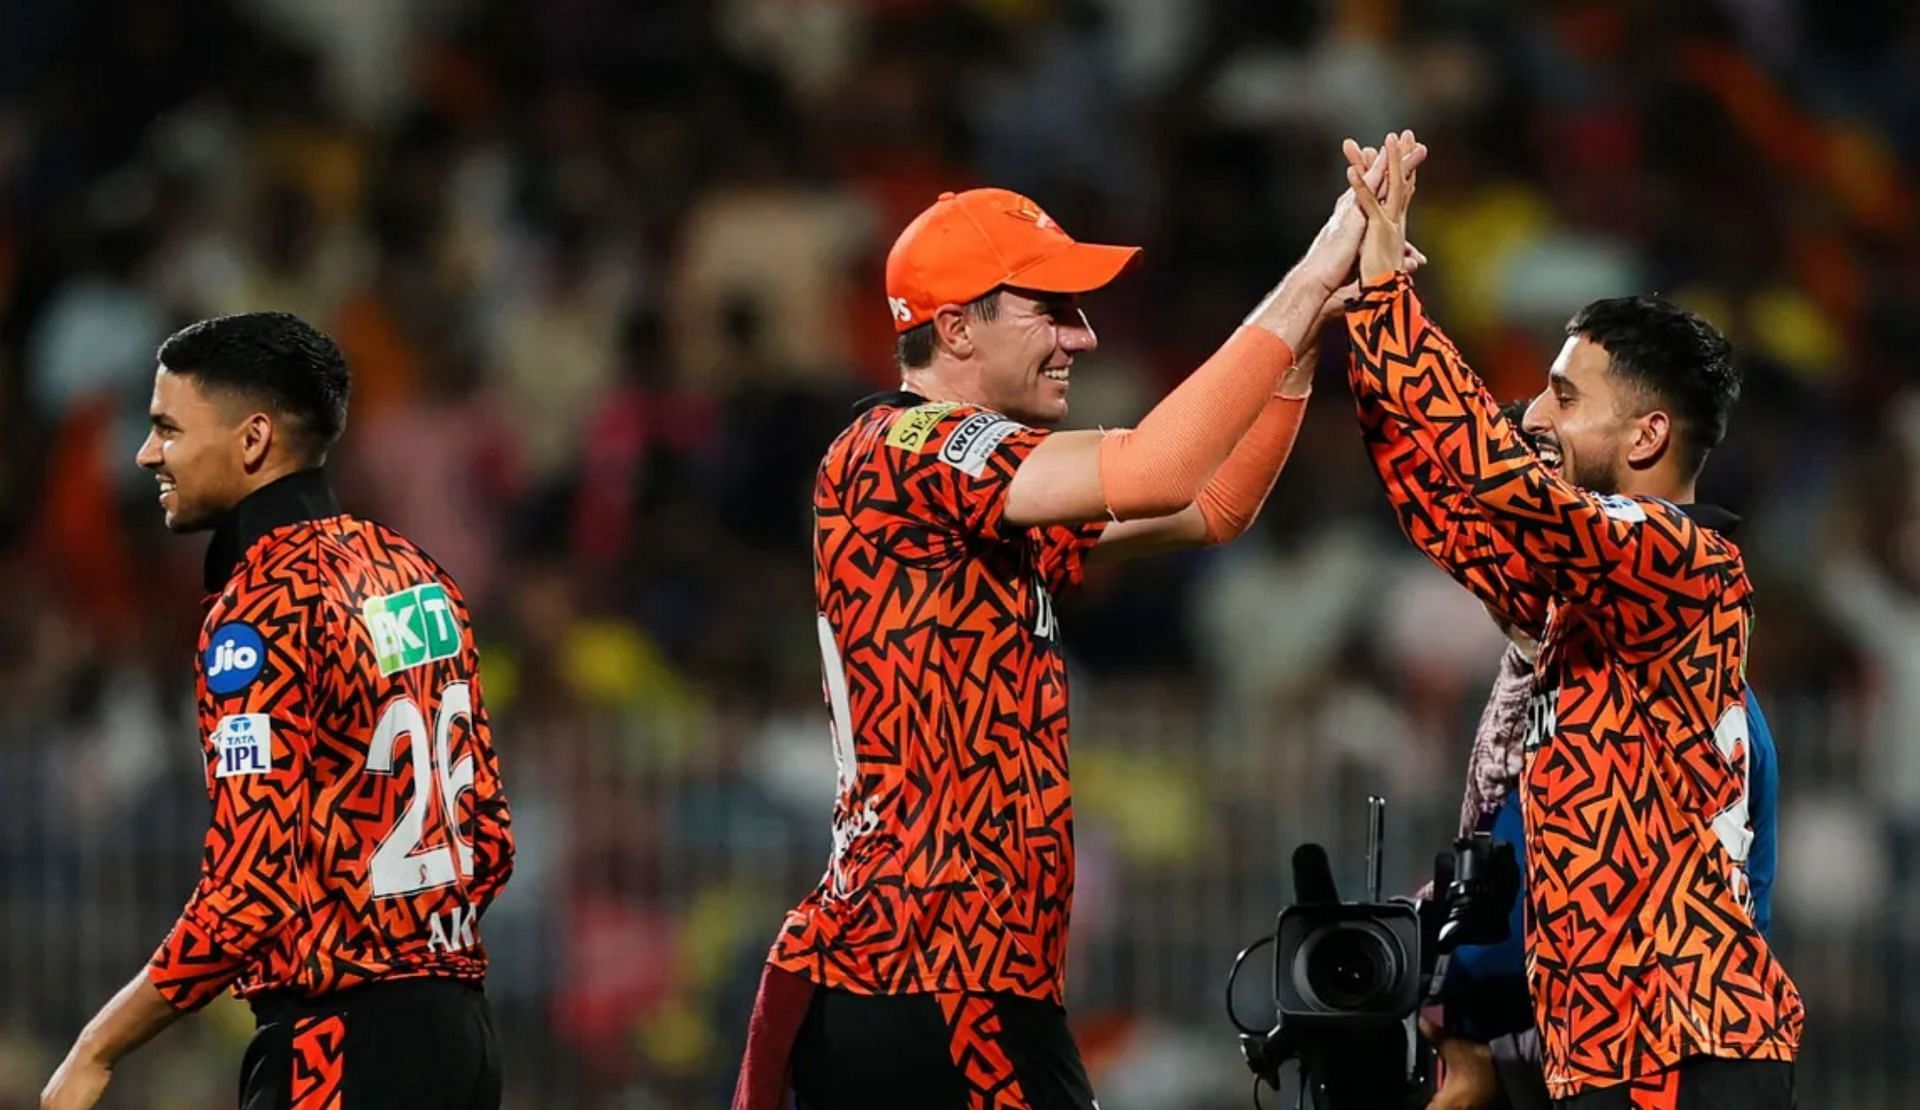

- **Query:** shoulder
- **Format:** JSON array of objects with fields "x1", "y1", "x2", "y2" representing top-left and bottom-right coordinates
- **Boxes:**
[
  {"x1": 218, "y1": 522, "x2": 336, "y2": 614},
  {"x1": 868, "y1": 401, "x2": 1034, "y2": 474},
  {"x1": 1596, "y1": 495, "x2": 1742, "y2": 555}
]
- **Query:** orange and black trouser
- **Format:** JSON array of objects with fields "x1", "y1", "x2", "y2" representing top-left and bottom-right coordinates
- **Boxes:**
[
  {"x1": 1556, "y1": 1056, "x2": 1794, "y2": 1110},
  {"x1": 242, "y1": 979, "x2": 500, "y2": 1110}
]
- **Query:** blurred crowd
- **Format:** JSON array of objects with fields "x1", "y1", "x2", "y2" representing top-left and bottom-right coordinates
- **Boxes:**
[{"x1": 3, "y1": 0, "x2": 1920, "y2": 1106}]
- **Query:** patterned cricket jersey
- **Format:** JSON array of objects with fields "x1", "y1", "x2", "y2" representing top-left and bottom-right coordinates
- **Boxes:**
[
  {"x1": 1345, "y1": 274, "x2": 1802, "y2": 1097},
  {"x1": 148, "y1": 468, "x2": 514, "y2": 1011},
  {"x1": 768, "y1": 393, "x2": 1105, "y2": 1006}
]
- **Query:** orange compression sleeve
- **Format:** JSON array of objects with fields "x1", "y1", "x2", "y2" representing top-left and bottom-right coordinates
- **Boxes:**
[
  {"x1": 1095, "y1": 326, "x2": 1294, "y2": 521},
  {"x1": 1193, "y1": 389, "x2": 1307, "y2": 543}
]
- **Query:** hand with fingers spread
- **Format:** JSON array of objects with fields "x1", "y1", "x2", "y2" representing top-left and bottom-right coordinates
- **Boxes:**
[{"x1": 1348, "y1": 131, "x2": 1417, "y2": 283}]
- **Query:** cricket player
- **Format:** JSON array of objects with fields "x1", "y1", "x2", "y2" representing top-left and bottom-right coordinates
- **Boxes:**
[
  {"x1": 1344, "y1": 137, "x2": 1801, "y2": 1109},
  {"x1": 734, "y1": 139, "x2": 1427, "y2": 1110},
  {"x1": 43, "y1": 312, "x2": 514, "y2": 1110}
]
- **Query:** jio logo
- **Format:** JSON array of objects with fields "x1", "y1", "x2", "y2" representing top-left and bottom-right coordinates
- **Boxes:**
[{"x1": 205, "y1": 622, "x2": 266, "y2": 694}]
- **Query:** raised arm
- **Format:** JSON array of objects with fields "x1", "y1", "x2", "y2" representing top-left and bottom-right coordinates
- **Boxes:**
[
  {"x1": 1001, "y1": 136, "x2": 1428, "y2": 533},
  {"x1": 1351, "y1": 380, "x2": 1552, "y2": 637},
  {"x1": 1345, "y1": 138, "x2": 1735, "y2": 652}
]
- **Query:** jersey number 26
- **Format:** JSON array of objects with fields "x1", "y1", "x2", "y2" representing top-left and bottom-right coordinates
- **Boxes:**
[{"x1": 366, "y1": 682, "x2": 477, "y2": 898}]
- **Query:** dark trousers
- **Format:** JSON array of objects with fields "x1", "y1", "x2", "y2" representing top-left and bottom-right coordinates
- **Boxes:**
[
  {"x1": 789, "y1": 985, "x2": 1098, "y2": 1110},
  {"x1": 1555, "y1": 1057, "x2": 1794, "y2": 1110},
  {"x1": 240, "y1": 978, "x2": 501, "y2": 1109}
]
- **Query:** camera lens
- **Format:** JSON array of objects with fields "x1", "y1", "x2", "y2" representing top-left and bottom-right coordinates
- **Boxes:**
[{"x1": 1298, "y1": 923, "x2": 1401, "y2": 1011}]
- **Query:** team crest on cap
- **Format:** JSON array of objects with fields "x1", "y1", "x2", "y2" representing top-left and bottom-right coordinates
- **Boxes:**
[{"x1": 1007, "y1": 200, "x2": 1056, "y2": 230}]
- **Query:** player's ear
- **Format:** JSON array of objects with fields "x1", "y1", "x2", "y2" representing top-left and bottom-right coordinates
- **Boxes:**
[
  {"x1": 1628, "y1": 408, "x2": 1671, "y2": 468},
  {"x1": 931, "y1": 303, "x2": 975, "y2": 359},
  {"x1": 238, "y1": 411, "x2": 275, "y2": 471}
]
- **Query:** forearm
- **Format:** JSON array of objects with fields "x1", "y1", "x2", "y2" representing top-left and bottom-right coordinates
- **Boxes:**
[
  {"x1": 1351, "y1": 374, "x2": 1551, "y2": 627},
  {"x1": 1095, "y1": 325, "x2": 1295, "y2": 521},
  {"x1": 149, "y1": 843, "x2": 300, "y2": 1011},
  {"x1": 1192, "y1": 388, "x2": 1306, "y2": 544},
  {"x1": 469, "y1": 801, "x2": 515, "y2": 914},
  {"x1": 1246, "y1": 263, "x2": 1340, "y2": 358},
  {"x1": 68, "y1": 971, "x2": 183, "y2": 1066},
  {"x1": 1346, "y1": 274, "x2": 1550, "y2": 523},
  {"x1": 147, "y1": 899, "x2": 273, "y2": 1011}
]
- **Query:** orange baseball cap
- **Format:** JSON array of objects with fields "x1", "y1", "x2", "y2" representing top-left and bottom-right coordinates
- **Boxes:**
[{"x1": 883, "y1": 188, "x2": 1141, "y2": 333}]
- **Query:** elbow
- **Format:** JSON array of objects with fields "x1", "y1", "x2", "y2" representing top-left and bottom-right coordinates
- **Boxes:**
[
  {"x1": 1115, "y1": 489, "x2": 1198, "y2": 522},
  {"x1": 1196, "y1": 501, "x2": 1251, "y2": 546},
  {"x1": 476, "y1": 828, "x2": 516, "y2": 893},
  {"x1": 1096, "y1": 430, "x2": 1210, "y2": 522}
]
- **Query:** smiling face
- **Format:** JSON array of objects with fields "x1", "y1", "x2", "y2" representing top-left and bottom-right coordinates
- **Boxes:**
[
  {"x1": 134, "y1": 367, "x2": 260, "y2": 533},
  {"x1": 962, "y1": 288, "x2": 1098, "y2": 426},
  {"x1": 1520, "y1": 336, "x2": 1651, "y2": 494}
]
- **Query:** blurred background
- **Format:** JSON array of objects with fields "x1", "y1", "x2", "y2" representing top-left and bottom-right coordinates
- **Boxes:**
[{"x1": 1, "y1": 0, "x2": 1917, "y2": 1106}]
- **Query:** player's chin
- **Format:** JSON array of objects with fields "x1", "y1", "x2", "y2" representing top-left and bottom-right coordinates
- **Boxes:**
[
  {"x1": 161, "y1": 497, "x2": 212, "y2": 534},
  {"x1": 1024, "y1": 394, "x2": 1069, "y2": 427},
  {"x1": 1027, "y1": 380, "x2": 1070, "y2": 424}
]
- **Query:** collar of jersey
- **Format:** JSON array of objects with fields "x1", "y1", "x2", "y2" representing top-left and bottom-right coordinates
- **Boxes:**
[
  {"x1": 204, "y1": 467, "x2": 341, "y2": 591},
  {"x1": 852, "y1": 389, "x2": 927, "y2": 415},
  {"x1": 1674, "y1": 501, "x2": 1741, "y2": 536}
]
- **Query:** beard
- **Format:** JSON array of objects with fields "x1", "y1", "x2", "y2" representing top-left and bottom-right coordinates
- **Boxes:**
[{"x1": 1565, "y1": 452, "x2": 1623, "y2": 495}]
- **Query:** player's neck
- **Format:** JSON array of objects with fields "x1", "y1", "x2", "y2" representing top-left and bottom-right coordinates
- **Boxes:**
[
  {"x1": 1616, "y1": 466, "x2": 1695, "y2": 506},
  {"x1": 235, "y1": 459, "x2": 317, "y2": 505},
  {"x1": 900, "y1": 360, "x2": 989, "y2": 410}
]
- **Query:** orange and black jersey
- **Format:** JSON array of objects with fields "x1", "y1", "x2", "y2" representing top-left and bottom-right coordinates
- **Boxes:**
[
  {"x1": 148, "y1": 469, "x2": 514, "y2": 1012},
  {"x1": 1345, "y1": 274, "x2": 1801, "y2": 1097},
  {"x1": 769, "y1": 393, "x2": 1105, "y2": 1006}
]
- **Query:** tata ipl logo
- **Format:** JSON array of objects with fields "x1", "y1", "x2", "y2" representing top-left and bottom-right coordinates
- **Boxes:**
[
  {"x1": 362, "y1": 583, "x2": 462, "y2": 677},
  {"x1": 204, "y1": 622, "x2": 266, "y2": 695},
  {"x1": 215, "y1": 713, "x2": 272, "y2": 778}
]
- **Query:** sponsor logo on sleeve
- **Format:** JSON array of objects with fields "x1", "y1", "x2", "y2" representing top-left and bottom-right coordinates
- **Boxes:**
[
  {"x1": 362, "y1": 583, "x2": 463, "y2": 676},
  {"x1": 204, "y1": 622, "x2": 266, "y2": 695},
  {"x1": 884, "y1": 402, "x2": 959, "y2": 453},
  {"x1": 1597, "y1": 494, "x2": 1648, "y2": 523},
  {"x1": 214, "y1": 713, "x2": 272, "y2": 778},
  {"x1": 939, "y1": 412, "x2": 1022, "y2": 477}
]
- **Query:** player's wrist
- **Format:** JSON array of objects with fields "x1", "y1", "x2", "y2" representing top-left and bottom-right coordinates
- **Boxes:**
[
  {"x1": 1245, "y1": 272, "x2": 1329, "y2": 348},
  {"x1": 1276, "y1": 362, "x2": 1314, "y2": 400}
]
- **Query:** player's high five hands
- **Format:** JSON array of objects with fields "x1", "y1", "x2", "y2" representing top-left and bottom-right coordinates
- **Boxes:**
[
  {"x1": 1315, "y1": 133, "x2": 1428, "y2": 320},
  {"x1": 1294, "y1": 130, "x2": 1425, "y2": 295},
  {"x1": 1349, "y1": 130, "x2": 1417, "y2": 282}
]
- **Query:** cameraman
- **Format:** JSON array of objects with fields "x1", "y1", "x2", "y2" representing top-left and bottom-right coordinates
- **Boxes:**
[{"x1": 1421, "y1": 402, "x2": 1781, "y2": 1110}]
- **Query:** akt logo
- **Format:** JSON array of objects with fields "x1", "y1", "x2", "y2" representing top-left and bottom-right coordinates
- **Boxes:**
[
  {"x1": 204, "y1": 622, "x2": 266, "y2": 695},
  {"x1": 214, "y1": 713, "x2": 272, "y2": 778},
  {"x1": 362, "y1": 583, "x2": 462, "y2": 676}
]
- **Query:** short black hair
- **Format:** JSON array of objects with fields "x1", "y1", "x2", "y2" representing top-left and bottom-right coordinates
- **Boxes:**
[
  {"x1": 158, "y1": 312, "x2": 350, "y2": 463},
  {"x1": 1565, "y1": 296, "x2": 1739, "y2": 477},
  {"x1": 895, "y1": 289, "x2": 1002, "y2": 370}
]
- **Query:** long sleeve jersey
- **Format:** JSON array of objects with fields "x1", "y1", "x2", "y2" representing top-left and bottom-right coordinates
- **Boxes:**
[
  {"x1": 1345, "y1": 274, "x2": 1801, "y2": 1097},
  {"x1": 149, "y1": 469, "x2": 514, "y2": 1011}
]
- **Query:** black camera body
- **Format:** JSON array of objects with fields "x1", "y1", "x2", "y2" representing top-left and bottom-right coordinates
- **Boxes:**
[{"x1": 1232, "y1": 797, "x2": 1518, "y2": 1110}]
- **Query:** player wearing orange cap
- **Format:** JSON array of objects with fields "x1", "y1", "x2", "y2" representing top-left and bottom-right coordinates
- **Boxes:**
[{"x1": 733, "y1": 139, "x2": 1425, "y2": 1110}]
